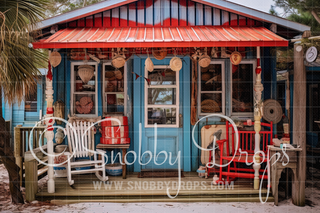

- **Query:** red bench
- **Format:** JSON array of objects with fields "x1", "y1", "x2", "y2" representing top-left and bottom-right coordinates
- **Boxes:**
[{"x1": 210, "y1": 121, "x2": 273, "y2": 183}]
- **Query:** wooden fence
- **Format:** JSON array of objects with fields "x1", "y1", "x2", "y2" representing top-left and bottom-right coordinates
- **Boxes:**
[{"x1": 13, "y1": 125, "x2": 47, "y2": 187}]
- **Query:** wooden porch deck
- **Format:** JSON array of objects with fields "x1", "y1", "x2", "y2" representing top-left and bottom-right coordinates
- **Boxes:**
[{"x1": 36, "y1": 172, "x2": 274, "y2": 204}]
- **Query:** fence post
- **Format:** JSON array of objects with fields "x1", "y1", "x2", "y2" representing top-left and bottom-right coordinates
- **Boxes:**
[
  {"x1": 25, "y1": 159, "x2": 38, "y2": 201},
  {"x1": 14, "y1": 125, "x2": 23, "y2": 186}
]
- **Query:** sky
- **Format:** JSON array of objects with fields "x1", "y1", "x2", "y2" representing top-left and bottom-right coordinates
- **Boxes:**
[{"x1": 228, "y1": 0, "x2": 283, "y2": 15}]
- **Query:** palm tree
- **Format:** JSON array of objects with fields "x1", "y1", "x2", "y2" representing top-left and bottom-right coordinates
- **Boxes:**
[{"x1": 0, "y1": 0, "x2": 48, "y2": 204}]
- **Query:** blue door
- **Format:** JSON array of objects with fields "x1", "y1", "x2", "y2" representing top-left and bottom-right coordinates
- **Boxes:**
[{"x1": 133, "y1": 56, "x2": 191, "y2": 172}]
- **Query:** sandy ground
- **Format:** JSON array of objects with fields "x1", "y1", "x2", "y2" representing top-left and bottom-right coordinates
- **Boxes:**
[{"x1": 0, "y1": 164, "x2": 320, "y2": 213}]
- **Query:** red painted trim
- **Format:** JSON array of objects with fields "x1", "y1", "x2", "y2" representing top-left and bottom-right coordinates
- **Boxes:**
[
  {"x1": 33, "y1": 40, "x2": 288, "y2": 49},
  {"x1": 47, "y1": 0, "x2": 138, "y2": 27}
]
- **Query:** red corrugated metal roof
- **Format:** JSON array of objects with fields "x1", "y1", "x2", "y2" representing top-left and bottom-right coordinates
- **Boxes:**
[{"x1": 33, "y1": 26, "x2": 288, "y2": 49}]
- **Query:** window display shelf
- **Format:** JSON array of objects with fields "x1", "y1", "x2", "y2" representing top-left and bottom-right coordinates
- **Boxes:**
[{"x1": 102, "y1": 62, "x2": 127, "y2": 116}]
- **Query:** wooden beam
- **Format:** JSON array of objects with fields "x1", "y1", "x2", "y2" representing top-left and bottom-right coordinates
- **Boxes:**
[
  {"x1": 14, "y1": 126, "x2": 23, "y2": 186},
  {"x1": 24, "y1": 145, "x2": 47, "y2": 162},
  {"x1": 25, "y1": 160, "x2": 38, "y2": 202},
  {"x1": 292, "y1": 44, "x2": 306, "y2": 206}
]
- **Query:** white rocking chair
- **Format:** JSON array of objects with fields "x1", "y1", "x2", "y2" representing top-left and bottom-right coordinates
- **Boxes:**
[{"x1": 65, "y1": 121, "x2": 108, "y2": 186}]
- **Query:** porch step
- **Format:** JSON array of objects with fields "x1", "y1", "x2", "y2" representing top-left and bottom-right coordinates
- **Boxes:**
[
  {"x1": 49, "y1": 196, "x2": 274, "y2": 205},
  {"x1": 35, "y1": 173, "x2": 274, "y2": 203}
]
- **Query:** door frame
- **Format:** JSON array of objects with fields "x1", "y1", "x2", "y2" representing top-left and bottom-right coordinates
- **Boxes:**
[{"x1": 133, "y1": 55, "x2": 191, "y2": 172}]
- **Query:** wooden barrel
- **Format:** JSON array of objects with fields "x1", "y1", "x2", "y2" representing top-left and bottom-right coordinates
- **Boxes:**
[
  {"x1": 100, "y1": 137, "x2": 130, "y2": 144},
  {"x1": 101, "y1": 116, "x2": 128, "y2": 126},
  {"x1": 100, "y1": 116, "x2": 130, "y2": 144},
  {"x1": 102, "y1": 126, "x2": 129, "y2": 138}
]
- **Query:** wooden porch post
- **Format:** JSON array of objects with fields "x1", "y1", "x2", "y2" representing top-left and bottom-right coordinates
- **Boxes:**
[
  {"x1": 253, "y1": 46, "x2": 263, "y2": 189},
  {"x1": 292, "y1": 44, "x2": 306, "y2": 206},
  {"x1": 46, "y1": 52, "x2": 55, "y2": 193}
]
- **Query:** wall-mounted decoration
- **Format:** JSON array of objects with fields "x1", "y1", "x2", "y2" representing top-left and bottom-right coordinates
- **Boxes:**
[
  {"x1": 49, "y1": 51, "x2": 61, "y2": 68},
  {"x1": 221, "y1": 47, "x2": 231, "y2": 58},
  {"x1": 89, "y1": 54, "x2": 100, "y2": 63},
  {"x1": 53, "y1": 100, "x2": 65, "y2": 125},
  {"x1": 132, "y1": 71, "x2": 151, "y2": 85},
  {"x1": 145, "y1": 57, "x2": 154, "y2": 72},
  {"x1": 76, "y1": 96, "x2": 94, "y2": 114},
  {"x1": 211, "y1": 47, "x2": 218, "y2": 58},
  {"x1": 78, "y1": 65, "x2": 94, "y2": 84},
  {"x1": 262, "y1": 99, "x2": 283, "y2": 124},
  {"x1": 201, "y1": 99, "x2": 220, "y2": 113},
  {"x1": 54, "y1": 129, "x2": 65, "y2": 144},
  {"x1": 199, "y1": 54, "x2": 211, "y2": 68},
  {"x1": 152, "y1": 48, "x2": 167, "y2": 60},
  {"x1": 70, "y1": 49, "x2": 90, "y2": 61},
  {"x1": 230, "y1": 51, "x2": 242, "y2": 65},
  {"x1": 111, "y1": 48, "x2": 126, "y2": 69},
  {"x1": 306, "y1": 46, "x2": 318, "y2": 63},
  {"x1": 170, "y1": 57, "x2": 182, "y2": 72}
]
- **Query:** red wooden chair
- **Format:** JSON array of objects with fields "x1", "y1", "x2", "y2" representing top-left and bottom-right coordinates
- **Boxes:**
[{"x1": 214, "y1": 121, "x2": 273, "y2": 183}]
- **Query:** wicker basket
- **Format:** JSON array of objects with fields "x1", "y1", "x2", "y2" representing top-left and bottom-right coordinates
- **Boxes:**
[
  {"x1": 78, "y1": 65, "x2": 94, "y2": 84},
  {"x1": 201, "y1": 99, "x2": 220, "y2": 113}
]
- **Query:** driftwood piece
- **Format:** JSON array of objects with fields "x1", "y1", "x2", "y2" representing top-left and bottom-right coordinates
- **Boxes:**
[{"x1": 191, "y1": 59, "x2": 198, "y2": 125}]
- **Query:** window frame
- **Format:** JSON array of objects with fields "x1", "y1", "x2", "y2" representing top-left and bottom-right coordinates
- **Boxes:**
[
  {"x1": 70, "y1": 61, "x2": 99, "y2": 118},
  {"x1": 230, "y1": 59, "x2": 257, "y2": 117},
  {"x1": 102, "y1": 61, "x2": 127, "y2": 116},
  {"x1": 198, "y1": 60, "x2": 226, "y2": 116},
  {"x1": 144, "y1": 65, "x2": 180, "y2": 128},
  {"x1": 25, "y1": 76, "x2": 44, "y2": 121}
]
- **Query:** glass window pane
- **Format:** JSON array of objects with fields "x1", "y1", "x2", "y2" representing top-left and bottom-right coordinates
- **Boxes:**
[
  {"x1": 148, "y1": 88, "x2": 176, "y2": 105},
  {"x1": 200, "y1": 93, "x2": 222, "y2": 113},
  {"x1": 147, "y1": 108, "x2": 176, "y2": 125},
  {"x1": 232, "y1": 64, "x2": 253, "y2": 112},
  {"x1": 200, "y1": 64, "x2": 222, "y2": 91},
  {"x1": 25, "y1": 84, "x2": 37, "y2": 112},
  {"x1": 148, "y1": 68, "x2": 176, "y2": 85},
  {"x1": 74, "y1": 94, "x2": 95, "y2": 115},
  {"x1": 105, "y1": 94, "x2": 124, "y2": 114},
  {"x1": 105, "y1": 65, "x2": 124, "y2": 92},
  {"x1": 74, "y1": 65, "x2": 96, "y2": 92}
]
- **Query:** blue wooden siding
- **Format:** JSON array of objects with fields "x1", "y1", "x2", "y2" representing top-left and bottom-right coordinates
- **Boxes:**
[{"x1": 2, "y1": 76, "x2": 46, "y2": 131}]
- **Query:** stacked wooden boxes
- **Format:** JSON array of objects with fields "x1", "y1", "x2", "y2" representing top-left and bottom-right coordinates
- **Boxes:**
[{"x1": 100, "y1": 116, "x2": 130, "y2": 144}]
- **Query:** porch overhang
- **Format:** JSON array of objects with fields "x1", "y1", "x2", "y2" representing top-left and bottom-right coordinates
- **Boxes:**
[{"x1": 32, "y1": 26, "x2": 288, "y2": 49}]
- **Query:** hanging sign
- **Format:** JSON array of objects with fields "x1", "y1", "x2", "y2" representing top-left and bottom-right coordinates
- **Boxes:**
[
  {"x1": 306, "y1": 46, "x2": 318, "y2": 63},
  {"x1": 230, "y1": 51, "x2": 242, "y2": 65}
]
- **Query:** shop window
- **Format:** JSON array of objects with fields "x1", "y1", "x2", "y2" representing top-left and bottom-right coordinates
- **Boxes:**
[
  {"x1": 231, "y1": 60, "x2": 256, "y2": 116},
  {"x1": 102, "y1": 62, "x2": 127, "y2": 116},
  {"x1": 25, "y1": 84, "x2": 38, "y2": 112},
  {"x1": 25, "y1": 76, "x2": 45, "y2": 121},
  {"x1": 70, "y1": 62, "x2": 98, "y2": 117},
  {"x1": 198, "y1": 61, "x2": 225, "y2": 115},
  {"x1": 145, "y1": 66, "x2": 179, "y2": 127}
]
